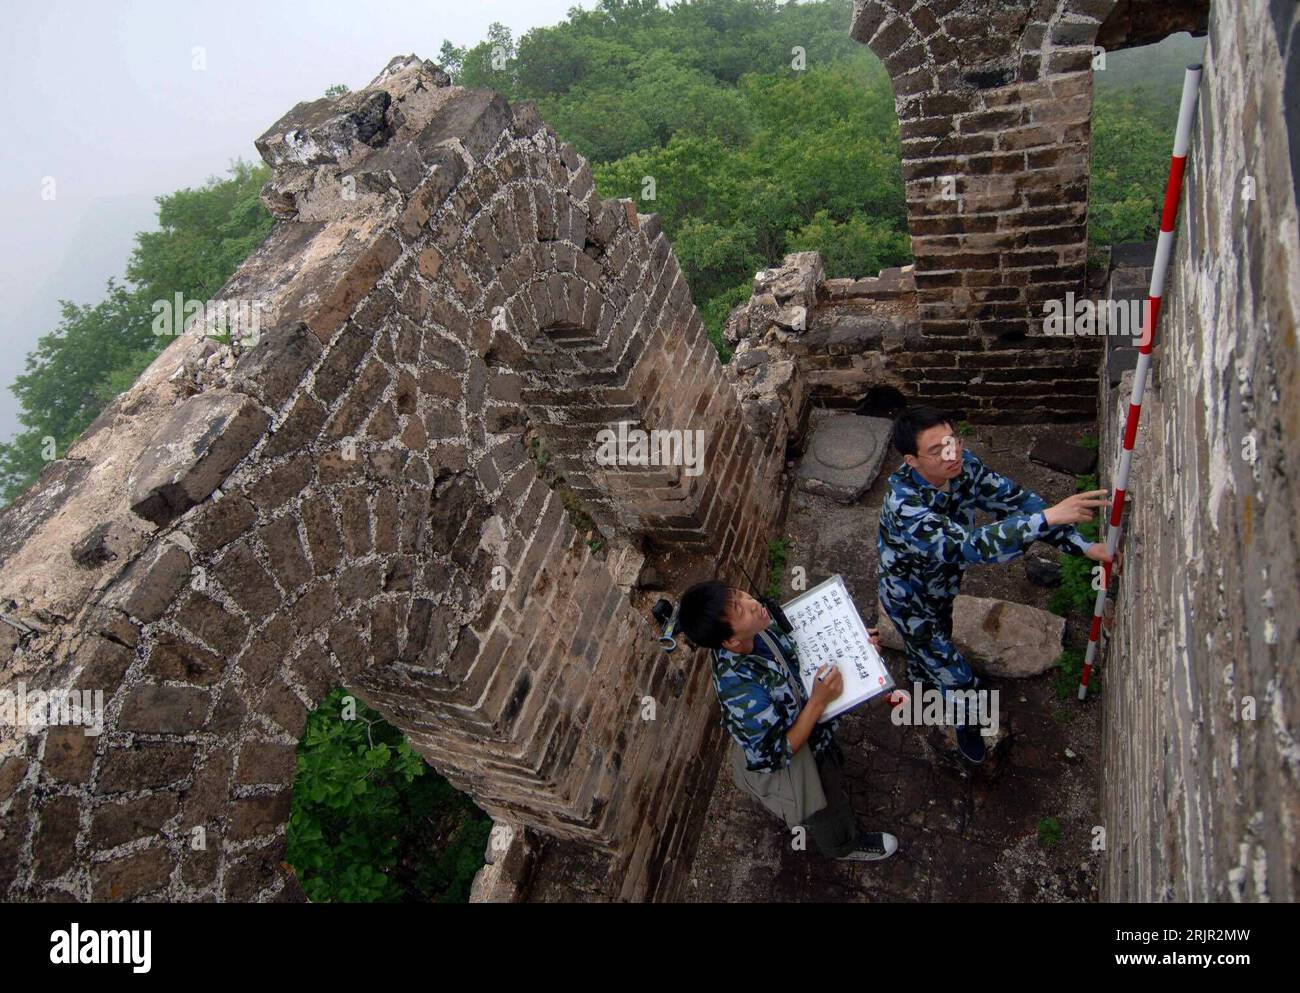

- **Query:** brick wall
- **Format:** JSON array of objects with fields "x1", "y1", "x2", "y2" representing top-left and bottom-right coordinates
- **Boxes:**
[
  {"x1": 1097, "y1": 0, "x2": 1300, "y2": 901},
  {"x1": 726, "y1": 246, "x2": 1104, "y2": 424}
]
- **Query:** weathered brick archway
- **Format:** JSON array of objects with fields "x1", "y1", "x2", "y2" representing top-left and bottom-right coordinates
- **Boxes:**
[
  {"x1": 847, "y1": 0, "x2": 1208, "y2": 419},
  {"x1": 0, "y1": 57, "x2": 790, "y2": 901}
]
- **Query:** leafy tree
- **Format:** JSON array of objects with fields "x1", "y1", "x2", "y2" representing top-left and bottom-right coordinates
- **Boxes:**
[
  {"x1": 699, "y1": 281, "x2": 749, "y2": 360},
  {"x1": 0, "y1": 282, "x2": 155, "y2": 501},
  {"x1": 1089, "y1": 91, "x2": 1173, "y2": 246},
  {"x1": 437, "y1": 39, "x2": 465, "y2": 80},
  {"x1": 513, "y1": 20, "x2": 622, "y2": 97},
  {"x1": 287, "y1": 688, "x2": 491, "y2": 903},
  {"x1": 789, "y1": 209, "x2": 910, "y2": 278},
  {"x1": 673, "y1": 218, "x2": 766, "y2": 303},
  {"x1": 126, "y1": 159, "x2": 273, "y2": 306},
  {"x1": 587, "y1": 54, "x2": 906, "y2": 349},
  {"x1": 1088, "y1": 34, "x2": 1206, "y2": 246},
  {"x1": 448, "y1": 22, "x2": 518, "y2": 96}
]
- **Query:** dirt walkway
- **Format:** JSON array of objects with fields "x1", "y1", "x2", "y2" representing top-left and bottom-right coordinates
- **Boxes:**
[{"x1": 681, "y1": 418, "x2": 1104, "y2": 902}]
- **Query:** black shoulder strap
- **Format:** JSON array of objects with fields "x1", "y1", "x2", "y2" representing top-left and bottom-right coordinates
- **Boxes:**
[{"x1": 756, "y1": 630, "x2": 797, "y2": 680}]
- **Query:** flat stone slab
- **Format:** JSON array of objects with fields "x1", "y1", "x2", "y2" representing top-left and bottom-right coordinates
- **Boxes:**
[
  {"x1": 1028, "y1": 439, "x2": 1097, "y2": 476},
  {"x1": 801, "y1": 309, "x2": 893, "y2": 352},
  {"x1": 796, "y1": 414, "x2": 892, "y2": 504},
  {"x1": 876, "y1": 594, "x2": 1066, "y2": 679}
]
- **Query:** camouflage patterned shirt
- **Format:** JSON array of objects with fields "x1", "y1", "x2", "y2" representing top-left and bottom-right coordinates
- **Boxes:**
[
  {"x1": 711, "y1": 622, "x2": 840, "y2": 773},
  {"x1": 877, "y1": 448, "x2": 1093, "y2": 608}
]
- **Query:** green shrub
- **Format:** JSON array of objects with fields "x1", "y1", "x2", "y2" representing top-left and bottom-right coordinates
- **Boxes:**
[
  {"x1": 1051, "y1": 647, "x2": 1098, "y2": 700},
  {"x1": 1049, "y1": 476, "x2": 1104, "y2": 617},
  {"x1": 1037, "y1": 816, "x2": 1062, "y2": 846},
  {"x1": 698, "y1": 281, "x2": 750, "y2": 363},
  {"x1": 766, "y1": 537, "x2": 792, "y2": 599},
  {"x1": 287, "y1": 688, "x2": 491, "y2": 902},
  {"x1": 1048, "y1": 554, "x2": 1096, "y2": 618}
]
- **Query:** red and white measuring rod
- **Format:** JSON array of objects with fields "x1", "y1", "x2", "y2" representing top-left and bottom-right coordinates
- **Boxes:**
[{"x1": 1078, "y1": 64, "x2": 1203, "y2": 701}]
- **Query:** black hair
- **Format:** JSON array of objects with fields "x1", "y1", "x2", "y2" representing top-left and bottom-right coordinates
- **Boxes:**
[
  {"x1": 677, "y1": 579, "x2": 737, "y2": 650},
  {"x1": 891, "y1": 404, "x2": 955, "y2": 457}
]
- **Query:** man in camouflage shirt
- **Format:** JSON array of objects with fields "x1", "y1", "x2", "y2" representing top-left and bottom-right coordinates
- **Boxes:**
[
  {"x1": 678, "y1": 580, "x2": 898, "y2": 862},
  {"x1": 711, "y1": 608, "x2": 841, "y2": 774},
  {"x1": 877, "y1": 406, "x2": 1114, "y2": 763}
]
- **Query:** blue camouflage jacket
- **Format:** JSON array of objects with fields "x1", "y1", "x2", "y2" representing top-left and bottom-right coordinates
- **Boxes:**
[
  {"x1": 711, "y1": 623, "x2": 840, "y2": 773},
  {"x1": 878, "y1": 448, "x2": 1093, "y2": 608}
]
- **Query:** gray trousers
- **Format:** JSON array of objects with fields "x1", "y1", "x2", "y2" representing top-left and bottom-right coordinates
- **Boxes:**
[{"x1": 731, "y1": 740, "x2": 858, "y2": 859}]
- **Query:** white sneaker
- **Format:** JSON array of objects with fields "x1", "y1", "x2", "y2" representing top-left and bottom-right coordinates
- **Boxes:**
[{"x1": 837, "y1": 831, "x2": 899, "y2": 862}]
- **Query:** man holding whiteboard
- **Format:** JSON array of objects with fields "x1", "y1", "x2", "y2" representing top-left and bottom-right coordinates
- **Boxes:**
[
  {"x1": 877, "y1": 406, "x2": 1115, "y2": 764},
  {"x1": 678, "y1": 580, "x2": 899, "y2": 862}
]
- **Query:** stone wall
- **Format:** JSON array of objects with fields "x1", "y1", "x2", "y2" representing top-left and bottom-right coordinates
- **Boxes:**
[
  {"x1": 0, "y1": 57, "x2": 794, "y2": 902},
  {"x1": 1097, "y1": 0, "x2": 1300, "y2": 901}
]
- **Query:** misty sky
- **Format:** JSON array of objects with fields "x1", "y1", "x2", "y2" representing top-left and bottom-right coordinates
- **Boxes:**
[{"x1": 0, "y1": 0, "x2": 588, "y2": 445}]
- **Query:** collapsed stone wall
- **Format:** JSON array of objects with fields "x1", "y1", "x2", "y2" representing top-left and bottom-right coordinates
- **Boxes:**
[
  {"x1": 0, "y1": 57, "x2": 795, "y2": 902},
  {"x1": 1098, "y1": 0, "x2": 1300, "y2": 901},
  {"x1": 725, "y1": 252, "x2": 918, "y2": 412}
]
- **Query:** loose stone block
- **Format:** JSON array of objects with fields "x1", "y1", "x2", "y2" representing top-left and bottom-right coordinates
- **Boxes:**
[{"x1": 130, "y1": 392, "x2": 270, "y2": 527}]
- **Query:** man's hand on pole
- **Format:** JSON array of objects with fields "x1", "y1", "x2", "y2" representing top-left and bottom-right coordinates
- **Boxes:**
[{"x1": 1084, "y1": 543, "x2": 1122, "y2": 575}]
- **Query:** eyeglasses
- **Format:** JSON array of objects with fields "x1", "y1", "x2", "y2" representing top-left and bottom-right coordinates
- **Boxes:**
[{"x1": 920, "y1": 433, "x2": 963, "y2": 461}]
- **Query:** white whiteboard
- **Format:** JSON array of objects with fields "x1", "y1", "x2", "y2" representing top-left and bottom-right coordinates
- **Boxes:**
[{"x1": 782, "y1": 574, "x2": 894, "y2": 722}]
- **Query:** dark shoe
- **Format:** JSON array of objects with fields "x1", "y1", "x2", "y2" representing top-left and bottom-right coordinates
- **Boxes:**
[
  {"x1": 955, "y1": 724, "x2": 986, "y2": 764},
  {"x1": 837, "y1": 831, "x2": 899, "y2": 862}
]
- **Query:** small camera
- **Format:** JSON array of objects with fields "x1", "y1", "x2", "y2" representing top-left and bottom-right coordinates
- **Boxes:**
[{"x1": 652, "y1": 598, "x2": 678, "y2": 652}]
